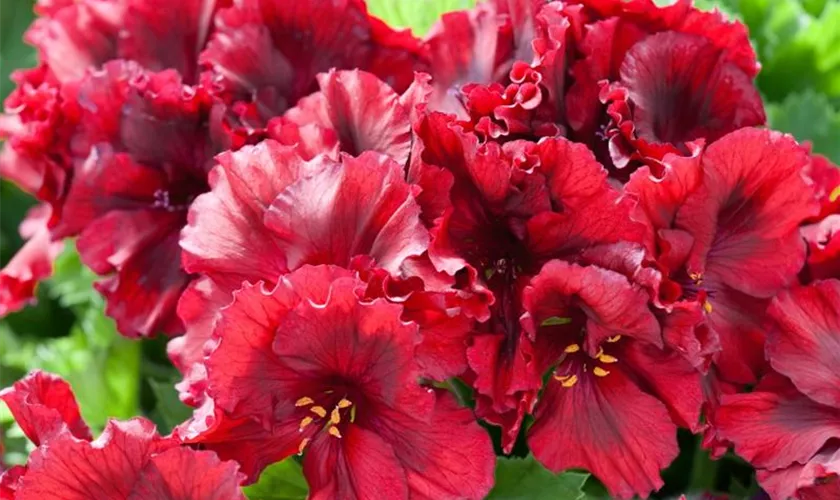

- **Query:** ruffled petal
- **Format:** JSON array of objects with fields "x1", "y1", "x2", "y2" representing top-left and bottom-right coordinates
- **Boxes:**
[{"x1": 0, "y1": 370, "x2": 91, "y2": 446}]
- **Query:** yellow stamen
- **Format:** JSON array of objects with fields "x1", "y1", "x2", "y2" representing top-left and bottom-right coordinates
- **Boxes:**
[
  {"x1": 598, "y1": 353, "x2": 618, "y2": 364},
  {"x1": 703, "y1": 301, "x2": 713, "y2": 314},
  {"x1": 830, "y1": 184, "x2": 840, "y2": 203},
  {"x1": 328, "y1": 426, "x2": 342, "y2": 438},
  {"x1": 298, "y1": 438, "x2": 310, "y2": 455},
  {"x1": 606, "y1": 335, "x2": 622, "y2": 343},
  {"x1": 337, "y1": 398, "x2": 352, "y2": 408},
  {"x1": 310, "y1": 406, "x2": 327, "y2": 418},
  {"x1": 299, "y1": 416, "x2": 314, "y2": 430},
  {"x1": 564, "y1": 344, "x2": 580, "y2": 353},
  {"x1": 350, "y1": 405, "x2": 357, "y2": 423},
  {"x1": 295, "y1": 396, "x2": 314, "y2": 407},
  {"x1": 593, "y1": 366, "x2": 610, "y2": 377},
  {"x1": 330, "y1": 407, "x2": 341, "y2": 425},
  {"x1": 554, "y1": 374, "x2": 579, "y2": 388},
  {"x1": 593, "y1": 347, "x2": 604, "y2": 359}
]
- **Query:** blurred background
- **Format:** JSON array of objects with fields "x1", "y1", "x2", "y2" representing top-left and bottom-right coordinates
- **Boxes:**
[{"x1": 1, "y1": 0, "x2": 839, "y2": 496}]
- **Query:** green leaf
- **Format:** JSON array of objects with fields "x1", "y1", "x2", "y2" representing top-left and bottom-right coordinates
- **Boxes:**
[
  {"x1": 244, "y1": 458, "x2": 309, "y2": 500},
  {"x1": 367, "y1": 0, "x2": 476, "y2": 36},
  {"x1": 487, "y1": 455, "x2": 589, "y2": 500},
  {"x1": 148, "y1": 378, "x2": 194, "y2": 434},
  {"x1": 541, "y1": 316, "x2": 572, "y2": 327},
  {"x1": 767, "y1": 89, "x2": 840, "y2": 163}
]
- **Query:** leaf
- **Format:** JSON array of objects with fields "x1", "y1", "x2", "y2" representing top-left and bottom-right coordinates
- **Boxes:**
[
  {"x1": 367, "y1": 0, "x2": 476, "y2": 36},
  {"x1": 541, "y1": 316, "x2": 572, "y2": 327},
  {"x1": 48, "y1": 242, "x2": 100, "y2": 311},
  {"x1": 767, "y1": 89, "x2": 840, "y2": 163},
  {"x1": 244, "y1": 458, "x2": 309, "y2": 500},
  {"x1": 0, "y1": 0, "x2": 36, "y2": 101},
  {"x1": 148, "y1": 378, "x2": 193, "y2": 434},
  {"x1": 487, "y1": 455, "x2": 589, "y2": 500}
]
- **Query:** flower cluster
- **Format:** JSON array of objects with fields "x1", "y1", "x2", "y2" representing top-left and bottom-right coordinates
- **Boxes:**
[{"x1": 0, "y1": 0, "x2": 838, "y2": 498}]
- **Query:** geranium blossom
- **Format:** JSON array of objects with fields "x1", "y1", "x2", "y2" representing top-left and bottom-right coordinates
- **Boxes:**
[{"x1": 181, "y1": 266, "x2": 495, "y2": 498}]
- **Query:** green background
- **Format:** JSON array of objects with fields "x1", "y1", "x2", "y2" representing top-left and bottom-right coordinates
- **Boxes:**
[{"x1": 1, "y1": 0, "x2": 838, "y2": 497}]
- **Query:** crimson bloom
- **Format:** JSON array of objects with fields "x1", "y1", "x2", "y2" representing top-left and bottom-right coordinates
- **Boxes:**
[
  {"x1": 566, "y1": 0, "x2": 764, "y2": 174},
  {"x1": 173, "y1": 139, "x2": 430, "y2": 388},
  {"x1": 523, "y1": 259, "x2": 702, "y2": 499},
  {"x1": 183, "y1": 266, "x2": 495, "y2": 498},
  {"x1": 200, "y1": 0, "x2": 425, "y2": 147},
  {"x1": 626, "y1": 128, "x2": 818, "y2": 384},
  {"x1": 715, "y1": 280, "x2": 840, "y2": 499},
  {"x1": 413, "y1": 112, "x2": 643, "y2": 450},
  {"x1": 0, "y1": 371, "x2": 245, "y2": 500}
]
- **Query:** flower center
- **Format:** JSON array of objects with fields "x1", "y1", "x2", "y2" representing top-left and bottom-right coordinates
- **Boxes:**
[
  {"x1": 552, "y1": 334, "x2": 622, "y2": 387},
  {"x1": 293, "y1": 394, "x2": 356, "y2": 454}
]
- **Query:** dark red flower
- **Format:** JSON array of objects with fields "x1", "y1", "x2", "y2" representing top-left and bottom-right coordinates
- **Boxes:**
[
  {"x1": 565, "y1": 0, "x2": 763, "y2": 174},
  {"x1": 0, "y1": 370, "x2": 245, "y2": 500},
  {"x1": 627, "y1": 128, "x2": 818, "y2": 384},
  {"x1": 199, "y1": 0, "x2": 425, "y2": 146},
  {"x1": 173, "y1": 140, "x2": 429, "y2": 387},
  {"x1": 0, "y1": 205, "x2": 63, "y2": 316},
  {"x1": 413, "y1": 113, "x2": 643, "y2": 450},
  {"x1": 716, "y1": 280, "x2": 840, "y2": 499},
  {"x1": 46, "y1": 61, "x2": 219, "y2": 338},
  {"x1": 523, "y1": 259, "x2": 701, "y2": 499},
  {"x1": 185, "y1": 266, "x2": 495, "y2": 498}
]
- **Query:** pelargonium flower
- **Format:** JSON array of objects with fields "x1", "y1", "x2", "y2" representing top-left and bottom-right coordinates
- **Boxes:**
[
  {"x1": 413, "y1": 112, "x2": 644, "y2": 450},
  {"x1": 181, "y1": 266, "x2": 496, "y2": 498},
  {"x1": 173, "y1": 139, "x2": 429, "y2": 392},
  {"x1": 626, "y1": 128, "x2": 818, "y2": 384},
  {"x1": 199, "y1": 0, "x2": 425, "y2": 147},
  {"x1": 47, "y1": 61, "x2": 220, "y2": 337},
  {"x1": 715, "y1": 280, "x2": 840, "y2": 499},
  {"x1": 566, "y1": 0, "x2": 765, "y2": 174},
  {"x1": 523, "y1": 259, "x2": 702, "y2": 499},
  {"x1": 801, "y1": 154, "x2": 840, "y2": 283},
  {"x1": 0, "y1": 370, "x2": 245, "y2": 500}
]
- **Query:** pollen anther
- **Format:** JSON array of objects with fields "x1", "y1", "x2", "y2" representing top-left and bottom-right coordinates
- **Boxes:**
[
  {"x1": 328, "y1": 426, "x2": 342, "y2": 438},
  {"x1": 606, "y1": 335, "x2": 622, "y2": 343},
  {"x1": 330, "y1": 407, "x2": 341, "y2": 425},
  {"x1": 298, "y1": 438, "x2": 310, "y2": 455},
  {"x1": 703, "y1": 301, "x2": 713, "y2": 314},
  {"x1": 593, "y1": 366, "x2": 610, "y2": 377},
  {"x1": 310, "y1": 406, "x2": 327, "y2": 418},
  {"x1": 299, "y1": 416, "x2": 314, "y2": 430},
  {"x1": 564, "y1": 344, "x2": 580, "y2": 353},
  {"x1": 295, "y1": 396, "x2": 314, "y2": 407},
  {"x1": 554, "y1": 374, "x2": 579, "y2": 388},
  {"x1": 337, "y1": 398, "x2": 353, "y2": 408},
  {"x1": 598, "y1": 353, "x2": 618, "y2": 364}
]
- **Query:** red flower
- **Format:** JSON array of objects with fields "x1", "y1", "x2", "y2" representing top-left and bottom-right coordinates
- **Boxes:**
[
  {"x1": 523, "y1": 259, "x2": 702, "y2": 499},
  {"x1": 627, "y1": 128, "x2": 818, "y2": 384},
  {"x1": 565, "y1": 0, "x2": 763, "y2": 174},
  {"x1": 0, "y1": 371, "x2": 245, "y2": 500},
  {"x1": 173, "y1": 140, "x2": 429, "y2": 388},
  {"x1": 715, "y1": 280, "x2": 840, "y2": 499},
  {"x1": 0, "y1": 205, "x2": 63, "y2": 316},
  {"x1": 200, "y1": 0, "x2": 425, "y2": 146},
  {"x1": 48, "y1": 61, "x2": 219, "y2": 338},
  {"x1": 414, "y1": 113, "x2": 643, "y2": 450},
  {"x1": 185, "y1": 266, "x2": 495, "y2": 498}
]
